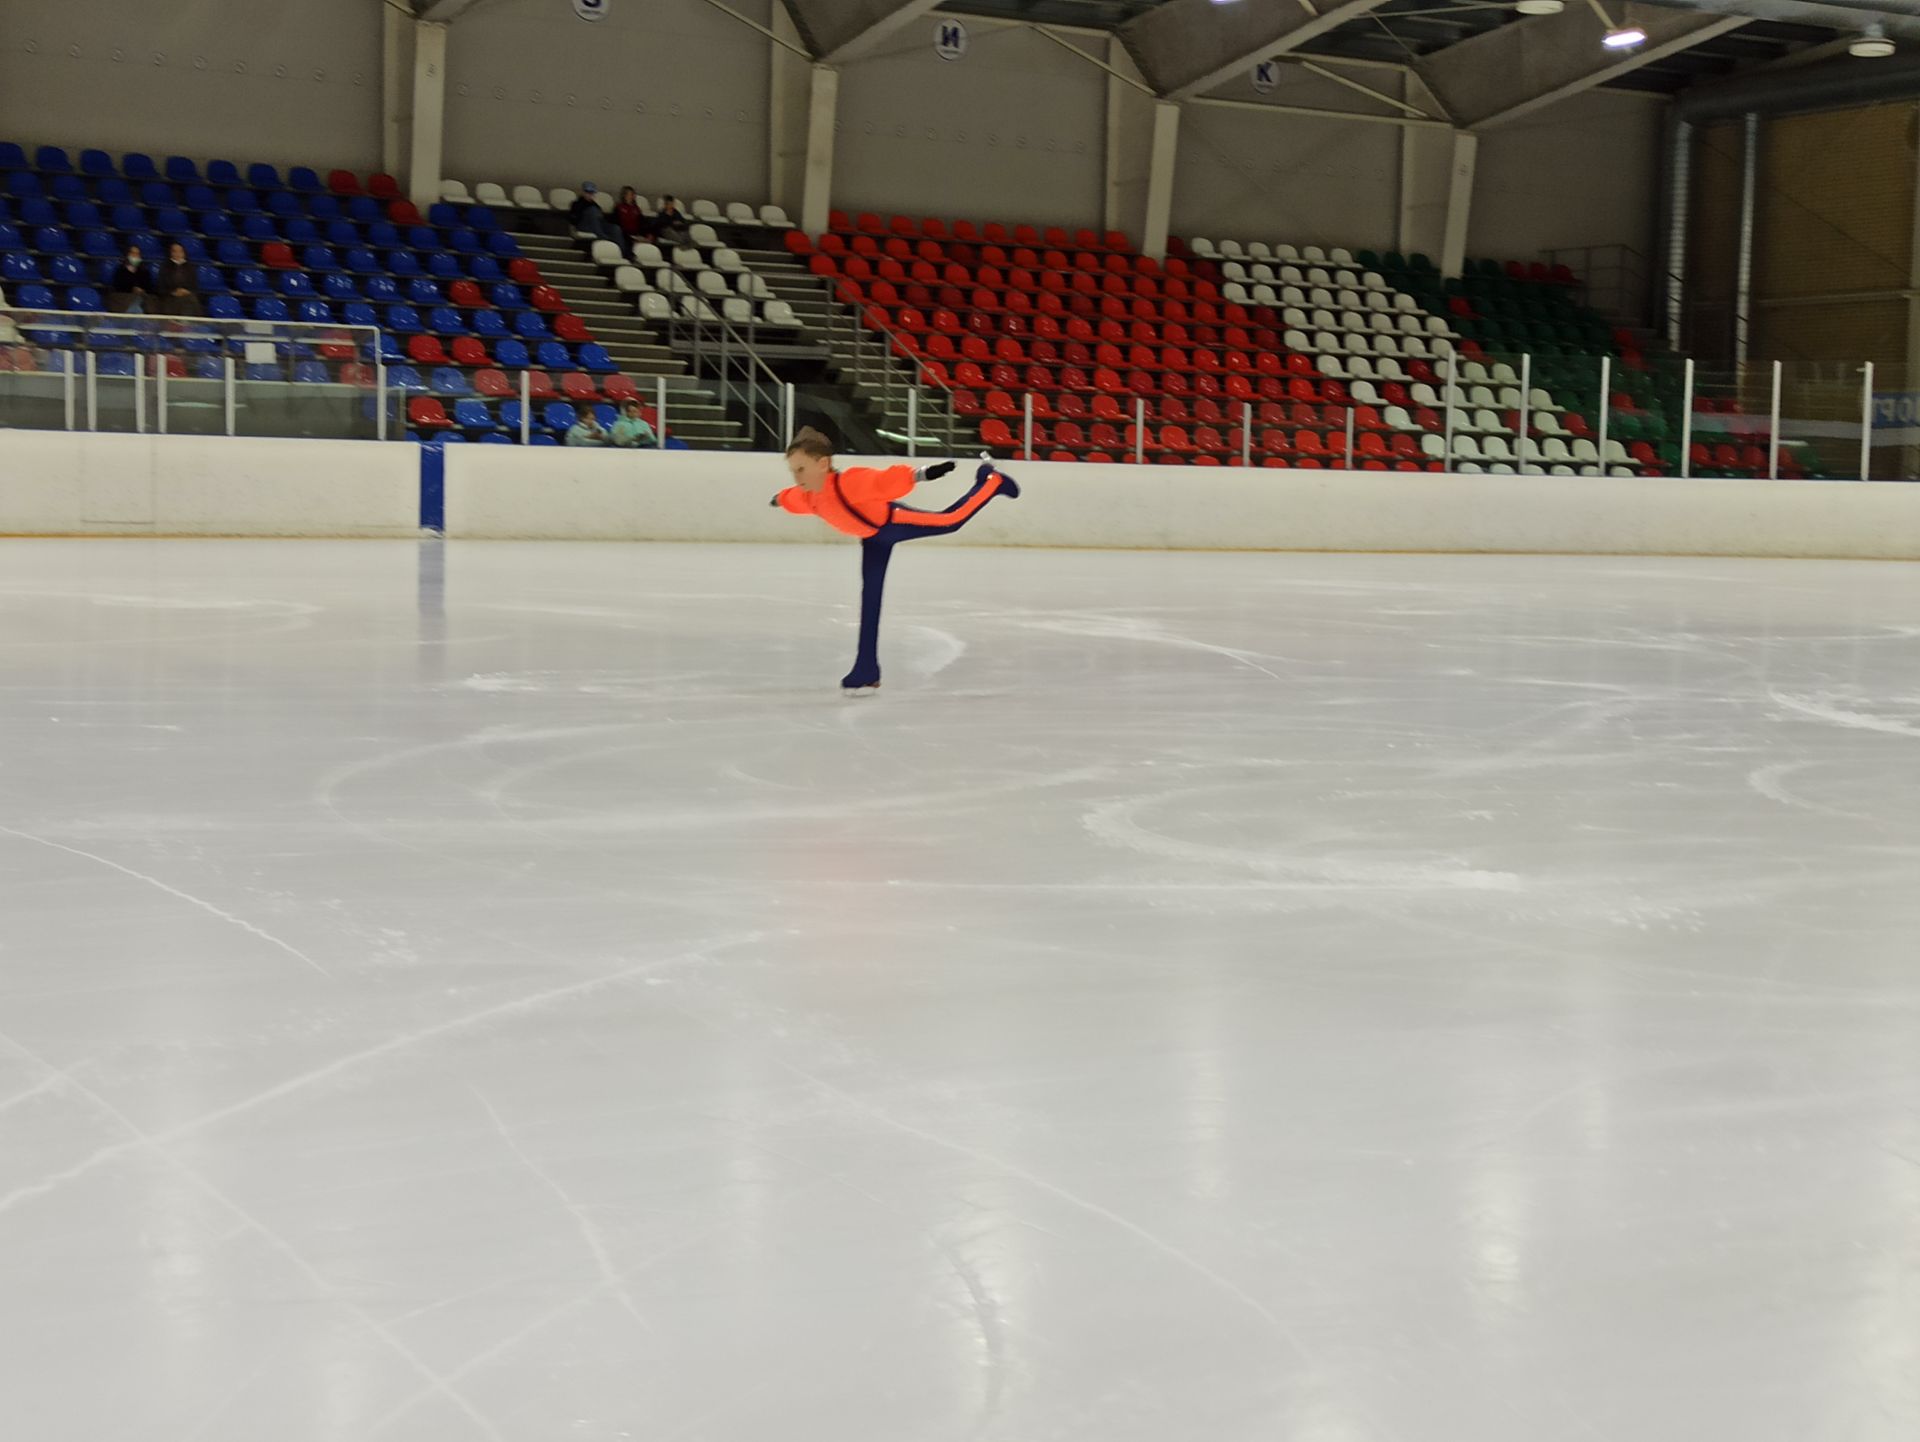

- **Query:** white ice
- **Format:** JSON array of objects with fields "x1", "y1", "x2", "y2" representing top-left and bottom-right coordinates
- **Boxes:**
[{"x1": 4, "y1": 538, "x2": 1920, "y2": 1442}]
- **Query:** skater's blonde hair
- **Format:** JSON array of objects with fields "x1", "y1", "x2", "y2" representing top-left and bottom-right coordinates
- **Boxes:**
[{"x1": 786, "y1": 427, "x2": 834, "y2": 461}]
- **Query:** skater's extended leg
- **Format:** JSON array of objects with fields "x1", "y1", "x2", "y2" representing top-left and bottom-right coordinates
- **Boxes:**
[
  {"x1": 883, "y1": 464, "x2": 1018, "y2": 539},
  {"x1": 842, "y1": 536, "x2": 893, "y2": 692}
]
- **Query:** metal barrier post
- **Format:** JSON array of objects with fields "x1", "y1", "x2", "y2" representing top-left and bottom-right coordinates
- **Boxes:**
[
  {"x1": 1860, "y1": 361, "x2": 1875, "y2": 481},
  {"x1": 1344, "y1": 406, "x2": 1356, "y2": 469},
  {"x1": 656, "y1": 377, "x2": 667, "y2": 447},
  {"x1": 156, "y1": 354, "x2": 168, "y2": 435},
  {"x1": 1023, "y1": 392, "x2": 1034, "y2": 461},
  {"x1": 134, "y1": 355, "x2": 146, "y2": 434},
  {"x1": 1768, "y1": 358, "x2": 1782, "y2": 480},
  {"x1": 907, "y1": 388, "x2": 918, "y2": 459},
  {"x1": 1134, "y1": 396, "x2": 1145, "y2": 464},
  {"x1": 1241, "y1": 400, "x2": 1252, "y2": 466},
  {"x1": 1441, "y1": 343, "x2": 1457, "y2": 469},
  {"x1": 519, "y1": 370, "x2": 531, "y2": 445},
  {"x1": 376, "y1": 357, "x2": 389, "y2": 441},
  {"x1": 1595, "y1": 355, "x2": 1611, "y2": 476},
  {"x1": 784, "y1": 381, "x2": 795, "y2": 445},
  {"x1": 63, "y1": 352, "x2": 75, "y2": 431},
  {"x1": 1679, "y1": 356, "x2": 1694, "y2": 479},
  {"x1": 224, "y1": 354, "x2": 236, "y2": 437},
  {"x1": 1516, "y1": 352, "x2": 1532, "y2": 472},
  {"x1": 86, "y1": 351, "x2": 98, "y2": 432}
]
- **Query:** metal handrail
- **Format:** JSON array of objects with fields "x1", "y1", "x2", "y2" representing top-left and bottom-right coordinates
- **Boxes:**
[{"x1": 826, "y1": 299, "x2": 965, "y2": 456}]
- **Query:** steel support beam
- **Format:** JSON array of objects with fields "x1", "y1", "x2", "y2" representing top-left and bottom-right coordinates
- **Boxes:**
[
  {"x1": 382, "y1": 4, "x2": 411, "y2": 181},
  {"x1": 407, "y1": 20, "x2": 448, "y2": 210},
  {"x1": 1441, "y1": 130, "x2": 1478, "y2": 280},
  {"x1": 802, "y1": 0, "x2": 947, "y2": 64},
  {"x1": 1142, "y1": 101, "x2": 1180, "y2": 263},
  {"x1": 1120, "y1": 0, "x2": 1397, "y2": 102},
  {"x1": 799, "y1": 64, "x2": 839, "y2": 238},
  {"x1": 1418, "y1": 5, "x2": 1749, "y2": 131}
]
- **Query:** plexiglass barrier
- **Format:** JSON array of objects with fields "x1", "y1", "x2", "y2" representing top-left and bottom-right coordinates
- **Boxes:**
[{"x1": 0, "y1": 309, "x2": 382, "y2": 440}]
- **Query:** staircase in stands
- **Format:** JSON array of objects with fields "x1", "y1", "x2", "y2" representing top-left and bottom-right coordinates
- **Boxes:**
[{"x1": 504, "y1": 227, "x2": 747, "y2": 449}]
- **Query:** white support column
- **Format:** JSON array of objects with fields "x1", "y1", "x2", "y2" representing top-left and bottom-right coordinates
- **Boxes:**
[
  {"x1": 382, "y1": 4, "x2": 411, "y2": 181},
  {"x1": 768, "y1": 4, "x2": 810, "y2": 217},
  {"x1": 1142, "y1": 100, "x2": 1180, "y2": 263},
  {"x1": 1103, "y1": 36, "x2": 1148, "y2": 238},
  {"x1": 800, "y1": 64, "x2": 839, "y2": 239},
  {"x1": 408, "y1": 21, "x2": 449, "y2": 210},
  {"x1": 1397, "y1": 72, "x2": 1449, "y2": 260},
  {"x1": 1440, "y1": 129, "x2": 1477, "y2": 280}
]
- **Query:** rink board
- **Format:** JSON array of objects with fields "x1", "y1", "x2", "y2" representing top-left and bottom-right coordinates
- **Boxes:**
[
  {"x1": 0, "y1": 431, "x2": 419, "y2": 538},
  {"x1": 7, "y1": 430, "x2": 1920, "y2": 558},
  {"x1": 442, "y1": 446, "x2": 1920, "y2": 559}
]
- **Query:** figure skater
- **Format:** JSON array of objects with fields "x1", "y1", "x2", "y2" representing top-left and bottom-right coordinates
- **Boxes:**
[{"x1": 771, "y1": 428, "x2": 1018, "y2": 693}]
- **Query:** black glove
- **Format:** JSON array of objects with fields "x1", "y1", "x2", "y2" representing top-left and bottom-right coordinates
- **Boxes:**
[
  {"x1": 769, "y1": 495, "x2": 782, "y2": 507},
  {"x1": 923, "y1": 461, "x2": 955, "y2": 480}
]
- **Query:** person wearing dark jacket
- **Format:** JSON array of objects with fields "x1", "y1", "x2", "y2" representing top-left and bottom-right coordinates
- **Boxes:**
[
  {"x1": 106, "y1": 245, "x2": 155, "y2": 314},
  {"x1": 568, "y1": 183, "x2": 615, "y2": 241},
  {"x1": 155, "y1": 242, "x2": 201, "y2": 317},
  {"x1": 652, "y1": 195, "x2": 691, "y2": 248}
]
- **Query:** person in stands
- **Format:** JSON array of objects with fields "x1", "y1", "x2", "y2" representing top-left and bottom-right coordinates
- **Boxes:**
[
  {"x1": 652, "y1": 195, "x2": 691, "y2": 248},
  {"x1": 155, "y1": 242, "x2": 201, "y2": 317},
  {"x1": 565, "y1": 409, "x2": 611, "y2": 446},
  {"x1": 568, "y1": 183, "x2": 615, "y2": 242},
  {"x1": 610, "y1": 399, "x2": 657, "y2": 448},
  {"x1": 614, "y1": 186, "x2": 646, "y2": 243},
  {"x1": 106, "y1": 244, "x2": 155, "y2": 314}
]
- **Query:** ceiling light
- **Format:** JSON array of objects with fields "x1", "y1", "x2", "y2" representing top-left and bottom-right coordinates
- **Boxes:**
[
  {"x1": 1602, "y1": 25, "x2": 1647, "y2": 48},
  {"x1": 1850, "y1": 24, "x2": 1895, "y2": 57},
  {"x1": 1515, "y1": 0, "x2": 1564, "y2": 12}
]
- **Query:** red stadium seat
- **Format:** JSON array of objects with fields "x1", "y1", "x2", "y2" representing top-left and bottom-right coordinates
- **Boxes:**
[
  {"x1": 561, "y1": 372, "x2": 599, "y2": 402},
  {"x1": 473, "y1": 368, "x2": 511, "y2": 397},
  {"x1": 327, "y1": 169, "x2": 362, "y2": 196},
  {"x1": 408, "y1": 334, "x2": 448, "y2": 364},
  {"x1": 388, "y1": 199, "x2": 422, "y2": 226},
  {"x1": 450, "y1": 337, "x2": 489, "y2": 366},
  {"x1": 408, "y1": 395, "x2": 453, "y2": 428},
  {"x1": 368, "y1": 173, "x2": 401, "y2": 200}
]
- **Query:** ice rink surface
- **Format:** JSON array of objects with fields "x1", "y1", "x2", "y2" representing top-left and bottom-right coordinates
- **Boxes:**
[{"x1": 4, "y1": 537, "x2": 1920, "y2": 1442}]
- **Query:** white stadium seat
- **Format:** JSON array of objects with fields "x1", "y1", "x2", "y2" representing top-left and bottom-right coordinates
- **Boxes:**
[
  {"x1": 1189, "y1": 237, "x2": 1218, "y2": 258},
  {"x1": 697, "y1": 270, "x2": 728, "y2": 296},
  {"x1": 672, "y1": 245, "x2": 706, "y2": 271},
  {"x1": 440, "y1": 180, "x2": 473, "y2": 204},
  {"x1": 722, "y1": 296, "x2": 754, "y2": 324},
  {"x1": 512, "y1": 185, "x2": 548, "y2": 210},
  {"x1": 712, "y1": 248, "x2": 744, "y2": 273},
  {"x1": 679, "y1": 295, "x2": 715, "y2": 320},
  {"x1": 691, "y1": 199, "x2": 722, "y2": 222},
  {"x1": 549, "y1": 187, "x2": 577, "y2": 213},
  {"x1": 474, "y1": 182, "x2": 509, "y2": 207},
  {"x1": 631, "y1": 241, "x2": 664, "y2": 268},
  {"x1": 613, "y1": 265, "x2": 650, "y2": 293},
  {"x1": 763, "y1": 299, "x2": 800, "y2": 327},
  {"x1": 726, "y1": 201, "x2": 759, "y2": 226},
  {"x1": 688, "y1": 223, "x2": 721, "y2": 250},
  {"x1": 639, "y1": 292, "x2": 673, "y2": 319},
  {"x1": 590, "y1": 240, "x2": 623, "y2": 267},
  {"x1": 760, "y1": 204, "x2": 793, "y2": 228}
]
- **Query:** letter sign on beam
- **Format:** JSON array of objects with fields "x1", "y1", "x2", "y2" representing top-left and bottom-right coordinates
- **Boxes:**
[
  {"x1": 574, "y1": 0, "x2": 608, "y2": 22},
  {"x1": 935, "y1": 19, "x2": 969, "y2": 61}
]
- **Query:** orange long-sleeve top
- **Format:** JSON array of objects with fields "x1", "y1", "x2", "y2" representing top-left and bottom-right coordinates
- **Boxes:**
[{"x1": 774, "y1": 464, "x2": 917, "y2": 538}]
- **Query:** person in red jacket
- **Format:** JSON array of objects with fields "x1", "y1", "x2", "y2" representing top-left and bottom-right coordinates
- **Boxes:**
[{"x1": 772, "y1": 427, "x2": 1019, "y2": 693}]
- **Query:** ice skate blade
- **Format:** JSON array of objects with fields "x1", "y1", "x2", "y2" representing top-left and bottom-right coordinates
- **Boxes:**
[{"x1": 841, "y1": 683, "x2": 882, "y2": 697}]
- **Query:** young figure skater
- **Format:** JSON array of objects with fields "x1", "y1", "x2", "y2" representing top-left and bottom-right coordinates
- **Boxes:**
[{"x1": 771, "y1": 428, "x2": 1018, "y2": 693}]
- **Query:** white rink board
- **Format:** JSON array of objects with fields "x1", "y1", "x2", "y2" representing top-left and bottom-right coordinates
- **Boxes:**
[
  {"x1": 0, "y1": 431, "x2": 420, "y2": 538},
  {"x1": 442, "y1": 446, "x2": 1920, "y2": 559}
]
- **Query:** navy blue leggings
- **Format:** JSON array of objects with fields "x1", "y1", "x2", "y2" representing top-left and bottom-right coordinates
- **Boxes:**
[{"x1": 844, "y1": 471, "x2": 1005, "y2": 688}]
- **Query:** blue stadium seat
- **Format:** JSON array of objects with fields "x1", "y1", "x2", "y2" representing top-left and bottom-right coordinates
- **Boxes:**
[
  {"x1": 67, "y1": 285, "x2": 103, "y2": 310},
  {"x1": 123, "y1": 152, "x2": 158, "y2": 181},
  {"x1": 342, "y1": 301, "x2": 378, "y2": 329},
  {"x1": 472, "y1": 309, "x2": 509, "y2": 340},
  {"x1": 245, "y1": 362, "x2": 278, "y2": 381},
  {"x1": 389, "y1": 364, "x2": 426, "y2": 391},
  {"x1": 407, "y1": 225, "x2": 439, "y2": 252},
  {"x1": 235, "y1": 267, "x2": 271, "y2": 295},
  {"x1": 529, "y1": 433, "x2": 559, "y2": 446},
  {"x1": 296, "y1": 300, "x2": 333, "y2": 324},
  {"x1": 456, "y1": 398, "x2": 496, "y2": 429},
  {"x1": 253, "y1": 297, "x2": 291, "y2": 322},
  {"x1": 201, "y1": 212, "x2": 237, "y2": 240},
  {"x1": 226, "y1": 187, "x2": 261, "y2": 215},
  {"x1": 469, "y1": 256, "x2": 505, "y2": 284},
  {"x1": 278, "y1": 271, "x2": 315, "y2": 297},
  {"x1": 286, "y1": 217, "x2": 320, "y2": 245},
  {"x1": 427, "y1": 202, "x2": 460, "y2": 228},
  {"x1": 31, "y1": 226, "x2": 68, "y2": 254},
  {"x1": 16, "y1": 282, "x2": 54, "y2": 307},
  {"x1": 301, "y1": 245, "x2": 339, "y2": 273},
  {"x1": 248, "y1": 164, "x2": 283, "y2": 191},
  {"x1": 207, "y1": 295, "x2": 244, "y2": 320},
  {"x1": 430, "y1": 366, "x2": 469, "y2": 395},
  {"x1": 478, "y1": 432, "x2": 512, "y2": 444},
  {"x1": 183, "y1": 184, "x2": 218, "y2": 211},
  {"x1": 98, "y1": 177, "x2": 132, "y2": 205},
  {"x1": 191, "y1": 355, "x2": 223, "y2": 378},
  {"x1": 266, "y1": 192, "x2": 302, "y2": 218},
  {"x1": 80, "y1": 149, "x2": 115, "y2": 178},
  {"x1": 47, "y1": 255, "x2": 84, "y2": 285},
  {"x1": 322, "y1": 273, "x2": 359, "y2": 300},
  {"x1": 0, "y1": 222, "x2": 21, "y2": 251},
  {"x1": 140, "y1": 180, "x2": 173, "y2": 207},
  {"x1": 307, "y1": 194, "x2": 340, "y2": 221},
  {"x1": 447, "y1": 228, "x2": 483, "y2": 255},
  {"x1": 406, "y1": 277, "x2": 440, "y2": 306},
  {"x1": 293, "y1": 359, "x2": 330, "y2": 383},
  {"x1": 14, "y1": 197, "x2": 51, "y2": 228},
  {"x1": 426, "y1": 252, "x2": 461, "y2": 280},
  {"x1": 242, "y1": 215, "x2": 278, "y2": 242},
  {"x1": 207, "y1": 160, "x2": 242, "y2": 187},
  {"x1": 64, "y1": 200, "x2": 102, "y2": 228},
  {"x1": 195, "y1": 263, "x2": 227, "y2": 292},
  {"x1": 578, "y1": 342, "x2": 616, "y2": 373},
  {"x1": 0, "y1": 142, "x2": 29, "y2": 170},
  {"x1": 373, "y1": 331, "x2": 404, "y2": 363},
  {"x1": 439, "y1": 431, "x2": 469, "y2": 444},
  {"x1": 126, "y1": 232, "x2": 158, "y2": 259},
  {"x1": 366, "y1": 221, "x2": 400, "y2": 248},
  {"x1": 79, "y1": 230, "x2": 117, "y2": 257},
  {"x1": 535, "y1": 340, "x2": 570, "y2": 370},
  {"x1": 288, "y1": 166, "x2": 322, "y2": 194},
  {"x1": 386, "y1": 303, "x2": 423, "y2": 333},
  {"x1": 4, "y1": 172, "x2": 43, "y2": 199},
  {"x1": 465, "y1": 205, "x2": 499, "y2": 232},
  {"x1": 387, "y1": 250, "x2": 422, "y2": 279},
  {"x1": 166, "y1": 156, "x2": 199, "y2": 184},
  {"x1": 154, "y1": 206, "x2": 190, "y2": 234},
  {"x1": 363, "y1": 275, "x2": 400, "y2": 302},
  {"x1": 347, "y1": 196, "x2": 380, "y2": 223},
  {"x1": 109, "y1": 203, "x2": 144, "y2": 233},
  {"x1": 514, "y1": 312, "x2": 549, "y2": 339},
  {"x1": 428, "y1": 305, "x2": 465, "y2": 335},
  {"x1": 326, "y1": 219, "x2": 360, "y2": 248},
  {"x1": 36, "y1": 146, "x2": 73, "y2": 174},
  {"x1": 592, "y1": 403, "x2": 618, "y2": 428},
  {"x1": 488, "y1": 282, "x2": 525, "y2": 310},
  {"x1": 215, "y1": 238, "x2": 250, "y2": 267},
  {"x1": 49, "y1": 174, "x2": 88, "y2": 202},
  {"x1": 176, "y1": 236, "x2": 209, "y2": 261},
  {"x1": 493, "y1": 338, "x2": 530, "y2": 368},
  {"x1": 344, "y1": 247, "x2": 380, "y2": 275},
  {"x1": 543, "y1": 401, "x2": 577, "y2": 433},
  {"x1": 498, "y1": 399, "x2": 526, "y2": 432},
  {"x1": 97, "y1": 352, "x2": 138, "y2": 377}
]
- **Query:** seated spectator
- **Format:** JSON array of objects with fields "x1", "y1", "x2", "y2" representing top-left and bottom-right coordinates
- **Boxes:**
[
  {"x1": 107, "y1": 245, "x2": 155, "y2": 314},
  {"x1": 652, "y1": 195, "x2": 691, "y2": 248},
  {"x1": 568, "y1": 183, "x2": 615, "y2": 242},
  {"x1": 0, "y1": 283, "x2": 18, "y2": 343},
  {"x1": 565, "y1": 410, "x2": 611, "y2": 447},
  {"x1": 610, "y1": 399, "x2": 657, "y2": 448},
  {"x1": 156, "y1": 241, "x2": 202, "y2": 317},
  {"x1": 614, "y1": 186, "x2": 645, "y2": 242}
]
